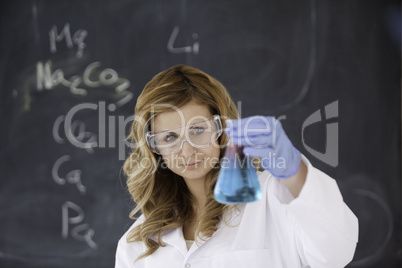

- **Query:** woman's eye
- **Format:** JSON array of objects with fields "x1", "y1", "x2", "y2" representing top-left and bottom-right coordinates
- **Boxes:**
[
  {"x1": 191, "y1": 127, "x2": 205, "y2": 135},
  {"x1": 164, "y1": 135, "x2": 177, "y2": 143}
]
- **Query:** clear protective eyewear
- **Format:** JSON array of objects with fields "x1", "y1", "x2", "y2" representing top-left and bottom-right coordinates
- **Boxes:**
[{"x1": 145, "y1": 115, "x2": 223, "y2": 155}]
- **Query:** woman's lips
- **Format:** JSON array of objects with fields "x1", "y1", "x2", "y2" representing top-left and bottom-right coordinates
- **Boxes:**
[{"x1": 182, "y1": 160, "x2": 203, "y2": 168}]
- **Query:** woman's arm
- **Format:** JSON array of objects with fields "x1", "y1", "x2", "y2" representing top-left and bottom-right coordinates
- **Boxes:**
[
  {"x1": 282, "y1": 161, "x2": 307, "y2": 198},
  {"x1": 269, "y1": 157, "x2": 359, "y2": 267},
  {"x1": 226, "y1": 116, "x2": 358, "y2": 267}
]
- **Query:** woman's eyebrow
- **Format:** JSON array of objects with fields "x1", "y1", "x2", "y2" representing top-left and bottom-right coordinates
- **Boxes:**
[
  {"x1": 165, "y1": 130, "x2": 179, "y2": 135},
  {"x1": 158, "y1": 128, "x2": 182, "y2": 135},
  {"x1": 156, "y1": 120, "x2": 207, "y2": 133},
  {"x1": 188, "y1": 124, "x2": 204, "y2": 129}
]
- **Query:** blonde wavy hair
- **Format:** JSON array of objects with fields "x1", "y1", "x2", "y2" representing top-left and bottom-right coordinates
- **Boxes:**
[{"x1": 123, "y1": 64, "x2": 239, "y2": 260}]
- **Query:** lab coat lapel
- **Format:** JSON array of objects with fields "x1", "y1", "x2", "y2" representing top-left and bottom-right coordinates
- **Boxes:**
[
  {"x1": 155, "y1": 206, "x2": 243, "y2": 256},
  {"x1": 197, "y1": 205, "x2": 243, "y2": 244},
  {"x1": 160, "y1": 226, "x2": 188, "y2": 256},
  {"x1": 217, "y1": 205, "x2": 242, "y2": 230}
]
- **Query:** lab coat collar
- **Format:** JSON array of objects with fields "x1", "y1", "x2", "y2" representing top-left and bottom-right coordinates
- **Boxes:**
[
  {"x1": 160, "y1": 225, "x2": 188, "y2": 256},
  {"x1": 204, "y1": 205, "x2": 243, "y2": 240},
  {"x1": 152, "y1": 205, "x2": 243, "y2": 256}
]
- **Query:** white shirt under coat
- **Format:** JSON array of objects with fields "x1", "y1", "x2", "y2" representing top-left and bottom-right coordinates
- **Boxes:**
[{"x1": 115, "y1": 156, "x2": 359, "y2": 268}]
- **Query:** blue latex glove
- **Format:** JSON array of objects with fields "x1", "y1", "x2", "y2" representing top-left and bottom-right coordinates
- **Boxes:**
[{"x1": 225, "y1": 116, "x2": 301, "y2": 179}]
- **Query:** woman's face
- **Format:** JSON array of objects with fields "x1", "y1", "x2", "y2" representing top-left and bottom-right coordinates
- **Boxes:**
[{"x1": 153, "y1": 100, "x2": 221, "y2": 182}]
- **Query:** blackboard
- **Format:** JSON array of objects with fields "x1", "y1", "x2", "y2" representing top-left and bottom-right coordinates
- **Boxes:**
[{"x1": 0, "y1": 0, "x2": 400, "y2": 267}]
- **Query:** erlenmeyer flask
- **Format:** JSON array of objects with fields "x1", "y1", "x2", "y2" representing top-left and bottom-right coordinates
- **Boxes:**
[{"x1": 214, "y1": 142, "x2": 262, "y2": 204}]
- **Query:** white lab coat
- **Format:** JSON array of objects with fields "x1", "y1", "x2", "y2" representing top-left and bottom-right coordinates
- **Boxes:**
[{"x1": 115, "y1": 156, "x2": 358, "y2": 268}]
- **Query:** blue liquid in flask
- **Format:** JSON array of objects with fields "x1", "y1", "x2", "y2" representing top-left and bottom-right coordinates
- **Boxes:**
[{"x1": 214, "y1": 143, "x2": 262, "y2": 204}]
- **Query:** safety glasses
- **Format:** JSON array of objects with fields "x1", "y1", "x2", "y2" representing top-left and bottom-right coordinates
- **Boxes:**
[{"x1": 145, "y1": 115, "x2": 223, "y2": 155}]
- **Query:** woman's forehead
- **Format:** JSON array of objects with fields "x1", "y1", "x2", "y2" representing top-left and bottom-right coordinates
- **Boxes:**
[{"x1": 152, "y1": 102, "x2": 212, "y2": 132}]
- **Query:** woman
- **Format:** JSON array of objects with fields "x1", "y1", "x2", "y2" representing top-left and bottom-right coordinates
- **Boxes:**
[{"x1": 115, "y1": 64, "x2": 358, "y2": 267}]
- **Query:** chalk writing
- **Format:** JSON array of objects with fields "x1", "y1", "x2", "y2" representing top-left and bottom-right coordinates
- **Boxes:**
[
  {"x1": 53, "y1": 102, "x2": 136, "y2": 160},
  {"x1": 349, "y1": 189, "x2": 393, "y2": 267},
  {"x1": 45, "y1": 19, "x2": 134, "y2": 252},
  {"x1": 167, "y1": 26, "x2": 199, "y2": 55},
  {"x1": 36, "y1": 60, "x2": 133, "y2": 107},
  {"x1": 52, "y1": 155, "x2": 86, "y2": 195},
  {"x1": 49, "y1": 23, "x2": 87, "y2": 58},
  {"x1": 61, "y1": 201, "x2": 97, "y2": 249},
  {"x1": 52, "y1": 115, "x2": 97, "y2": 154},
  {"x1": 47, "y1": 22, "x2": 110, "y2": 252}
]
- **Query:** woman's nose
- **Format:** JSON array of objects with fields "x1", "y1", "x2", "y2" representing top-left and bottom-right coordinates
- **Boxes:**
[{"x1": 180, "y1": 140, "x2": 196, "y2": 158}]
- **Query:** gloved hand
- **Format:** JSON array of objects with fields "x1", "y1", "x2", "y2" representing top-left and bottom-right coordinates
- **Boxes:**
[{"x1": 225, "y1": 116, "x2": 301, "y2": 179}]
